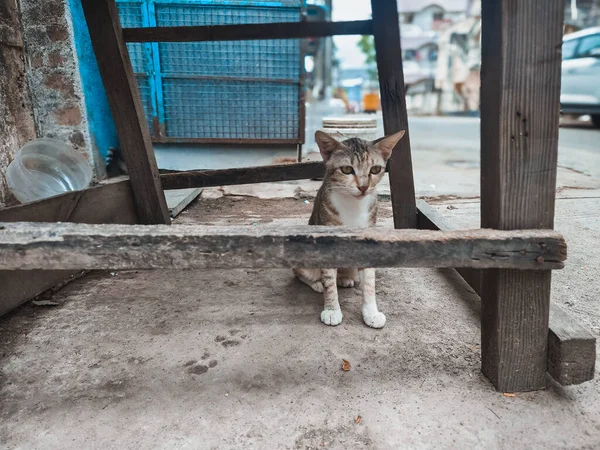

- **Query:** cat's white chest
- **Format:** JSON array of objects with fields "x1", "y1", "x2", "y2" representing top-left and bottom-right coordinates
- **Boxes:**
[{"x1": 330, "y1": 193, "x2": 373, "y2": 228}]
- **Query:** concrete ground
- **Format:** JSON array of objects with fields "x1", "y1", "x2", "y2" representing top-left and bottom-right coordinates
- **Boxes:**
[{"x1": 1, "y1": 118, "x2": 600, "y2": 449}]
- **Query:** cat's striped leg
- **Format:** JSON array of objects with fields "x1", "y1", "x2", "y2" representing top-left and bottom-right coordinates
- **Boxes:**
[
  {"x1": 359, "y1": 268, "x2": 386, "y2": 329},
  {"x1": 320, "y1": 268, "x2": 343, "y2": 326}
]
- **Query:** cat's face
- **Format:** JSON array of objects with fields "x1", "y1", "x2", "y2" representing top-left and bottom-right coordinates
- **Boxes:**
[{"x1": 315, "y1": 130, "x2": 405, "y2": 198}]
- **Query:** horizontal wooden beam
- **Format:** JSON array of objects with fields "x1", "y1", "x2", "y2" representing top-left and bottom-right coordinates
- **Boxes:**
[
  {"x1": 548, "y1": 307, "x2": 597, "y2": 385},
  {"x1": 161, "y1": 162, "x2": 325, "y2": 190},
  {"x1": 0, "y1": 179, "x2": 136, "y2": 223},
  {"x1": 152, "y1": 137, "x2": 303, "y2": 145},
  {"x1": 0, "y1": 179, "x2": 139, "y2": 317},
  {"x1": 122, "y1": 20, "x2": 373, "y2": 43},
  {"x1": 416, "y1": 200, "x2": 595, "y2": 386},
  {"x1": 159, "y1": 137, "x2": 390, "y2": 189},
  {"x1": 0, "y1": 162, "x2": 327, "y2": 220},
  {"x1": 0, "y1": 222, "x2": 565, "y2": 271},
  {"x1": 415, "y1": 199, "x2": 482, "y2": 294},
  {"x1": 0, "y1": 160, "x2": 376, "y2": 203}
]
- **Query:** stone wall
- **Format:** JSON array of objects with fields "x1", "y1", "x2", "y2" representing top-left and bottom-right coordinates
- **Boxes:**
[
  {"x1": 18, "y1": 0, "x2": 93, "y2": 164},
  {"x1": 0, "y1": 0, "x2": 36, "y2": 208}
]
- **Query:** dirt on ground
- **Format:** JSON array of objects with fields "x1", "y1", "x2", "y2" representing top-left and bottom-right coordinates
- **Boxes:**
[{"x1": 1, "y1": 194, "x2": 599, "y2": 449}]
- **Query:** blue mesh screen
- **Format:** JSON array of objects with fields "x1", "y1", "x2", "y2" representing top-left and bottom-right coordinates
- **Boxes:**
[
  {"x1": 116, "y1": 1, "x2": 304, "y2": 141},
  {"x1": 117, "y1": 2, "x2": 148, "y2": 74},
  {"x1": 136, "y1": 76, "x2": 154, "y2": 131},
  {"x1": 163, "y1": 79, "x2": 298, "y2": 139},
  {"x1": 156, "y1": 5, "x2": 301, "y2": 80}
]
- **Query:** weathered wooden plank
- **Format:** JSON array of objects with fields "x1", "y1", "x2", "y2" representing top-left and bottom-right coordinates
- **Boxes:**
[
  {"x1": 161, "y1": 162, "x2": 325, "y2": 190},
  {"x1": 548, "y1": 307, "x2": 597, "y2": 386},
  {"x1": 416, "y1": 200, "x2": 482, "y2": 294},
  {"x1": 0, "y1": 179, "x2": 136, "y2": 223},
  {"x1": 0, "y1": 222, "x2": 566, "y2": 271},
  {"x1": 417, "y1": 200, "x2": 595, "y2": 386},
  {"x1": 81, "y1": 0, "x2": 169, "y2": 224},
  {"x1": 165, "y1": 188, "x2": 202, "y2": 218},
  {"x1": 0, "y1": 179, "x2": 138, "y2": 317},
  {"x1": 371, "y1": 0, "x2": 416, "y2": 229},
  {"x1": 0, "y1": 163, "x2": 326, "y2": 211},
  {"x1": 122, "y1": 20, "x2": 373, "y2": 43},
  {"x1": 479, "y1": 0, "x2": 564, "y2": 392}
]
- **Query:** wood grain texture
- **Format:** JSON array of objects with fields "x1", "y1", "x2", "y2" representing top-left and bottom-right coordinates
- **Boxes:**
[
  {"x1": 482, "y1": 269, "x2": 553, "y2": 392},
  {"x1": 371, "y1": 0, "x2": 416, "y2": 229},
  {"x1": 0, "y1": 180, "x2": 137, "y2": 224},
  {"x1": 548, "y1": 307, "x2": 596, "y2": 386},
  {"x1": 480, "y1": 0, "x2": 564, "y2": 392},
  {"x1": 416, "y1": 200, "x2": 482, "y2": 293},
  {"x1": 0, "y1": 222, "x2": 565, "y2": 271},
  {"x1": 81, "y1": 0, "x2": 169, "y2": 225},
  {"x1": 122, "y1": 20, "x2": 373, "y2": 43},
  {"x1": 417, "y1": 199, "x2": 594, "y2": 387},
  {"x1": 165, "y1": 188, "x2": 202, "y2": 218},
  {"x1": 0, "y1": 180, "x2": 138, "y2": 317},
  {"x1": 161, "y1": 162, "x2": 325, "y2": 190}
]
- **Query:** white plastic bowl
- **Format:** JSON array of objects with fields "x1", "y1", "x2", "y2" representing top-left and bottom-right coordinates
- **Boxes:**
[{"x1": 5, "y1": 138, "x2": 93, "y2": 204}]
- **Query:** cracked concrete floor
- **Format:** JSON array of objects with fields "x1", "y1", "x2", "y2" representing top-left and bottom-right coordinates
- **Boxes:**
[
  {"x1": 1, "y1": 193, "x2": 599, "y2": 449},
  {"x1": 1, "y1": 119, "x2": 600, "y2": 449}
]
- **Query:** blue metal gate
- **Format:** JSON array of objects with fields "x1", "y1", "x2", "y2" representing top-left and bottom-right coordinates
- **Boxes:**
[{"x1": 116, "y1": 0, "x2": 305, "y2": 144}]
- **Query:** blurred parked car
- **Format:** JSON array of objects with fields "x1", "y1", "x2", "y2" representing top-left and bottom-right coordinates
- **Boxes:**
[{"x1": 561, "y1": 27, "x2": 600, "y2": 127}]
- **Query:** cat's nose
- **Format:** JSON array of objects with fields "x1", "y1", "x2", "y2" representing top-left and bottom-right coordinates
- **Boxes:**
[{"x1": 358, "y1": 186, "x2": 369, "y2": 194}]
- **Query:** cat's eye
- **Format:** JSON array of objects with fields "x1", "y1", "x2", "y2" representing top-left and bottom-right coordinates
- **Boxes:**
[
  {"x1": 370, "y1": 165, "x2": 383, "y2": 175},
  {"x1": 340, "y1": 166, "x2": 354, "y2": 175}
]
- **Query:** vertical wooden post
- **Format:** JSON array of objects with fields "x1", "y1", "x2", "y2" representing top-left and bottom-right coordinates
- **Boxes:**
[
  {"x1": 81, "y1": 0, "x2": 170, "y2": 224},
  {"x1": 370, "y1": 0, "x2": 416, "y2": 229},
  {"x1": 480, "y1": 0, "x2": 563, "y2": 391}
]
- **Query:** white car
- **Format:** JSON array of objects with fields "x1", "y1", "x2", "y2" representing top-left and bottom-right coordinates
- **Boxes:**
[{"x1": 561, "y1": 27, "x2": 600, "y2": 127}]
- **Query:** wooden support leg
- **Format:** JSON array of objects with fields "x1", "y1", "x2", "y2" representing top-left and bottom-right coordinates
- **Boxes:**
[
  {"x1": 370, "y1": 0, "x2": 416, "y2": 229},
  {"x1": 480, "y1": 0, "x2": 563, "y2": 391},
  {"x1": 81, "y1": 0, "x2": 170, "y2": 225},
  {"x1": 417, "y1": 200, "x2": 596, "y2": 387}
]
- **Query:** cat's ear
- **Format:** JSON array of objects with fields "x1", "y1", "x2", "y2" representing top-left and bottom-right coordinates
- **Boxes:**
[
  {"x1": 315, "y1": 130, "x2": 345, "y2": 162},
  {"x1": 373, "y1": 130, "x2": 406, "y2": 160}
]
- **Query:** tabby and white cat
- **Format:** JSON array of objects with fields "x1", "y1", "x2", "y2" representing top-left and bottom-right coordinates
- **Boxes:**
[{"x1": 294, "y1": 129, "x2": 406, "y2": 329}]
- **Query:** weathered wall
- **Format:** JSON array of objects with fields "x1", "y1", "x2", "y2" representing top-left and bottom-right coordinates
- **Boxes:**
[
  {"x1": 0, "y1": 0, "x2": 36, "y2": 208},
  {"x1": 18, "y1": 0, "x2": 95, "y2": 168}
]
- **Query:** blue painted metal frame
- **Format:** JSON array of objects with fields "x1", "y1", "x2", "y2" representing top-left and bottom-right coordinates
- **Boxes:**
[
  {"x1": 115, "y1": 0, "x2": 304, "y2": 142},
  {"x1": 143, "y1": 0, "x2": 301, "y2": 7},
  {"x1": 141, "y1": 2, "x2": 167, "y2": 136},
  {"x1": 68, "y1": 0, "x2": 119, "y2": 163}
]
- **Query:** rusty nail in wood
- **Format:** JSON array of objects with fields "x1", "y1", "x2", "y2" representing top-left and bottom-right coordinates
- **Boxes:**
[{"x1": 536, "y1": 256, "x2": 544, "y2": 264}]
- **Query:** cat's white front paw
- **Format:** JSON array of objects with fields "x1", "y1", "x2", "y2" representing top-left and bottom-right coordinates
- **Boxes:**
[
  {"x1": 321, "y1": 309, "x2": 343, "y2": 326},
  {"x1": 363, "y1": 311, "x2": 386, "y2": 329}
]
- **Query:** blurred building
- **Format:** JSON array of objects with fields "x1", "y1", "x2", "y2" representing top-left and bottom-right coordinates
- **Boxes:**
[
  {"x1": 565, "y1": 0, "x2": 600, "y2": 31},
  {"x1": 305, "y1": 0, "x2": 334, "y2": 101},
  {"x1": 433, "y1": 1, "x2": 481, "y2": 115},
  {"x1": 398, "y1": 0, "x2": 480, "y2": 115},
  {"x1": 398, "y1": 0, "x2": 471, "y2": 30}
]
